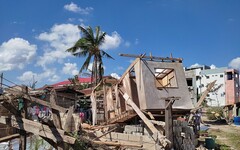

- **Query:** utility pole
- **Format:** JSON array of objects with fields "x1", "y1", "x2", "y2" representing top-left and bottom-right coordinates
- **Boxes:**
[{"x1": 0, "y1": 73, "x2": 3, "y2": 95}]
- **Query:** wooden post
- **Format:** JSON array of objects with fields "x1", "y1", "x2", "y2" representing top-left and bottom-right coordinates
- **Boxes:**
[
  {"x1": 0, "y1": 73, "x2": 3, "y2": 87},
  {"x1": 49, "y1": 90, "x2": 65, "y2": 150},
  {"x1": 103, "y1": 83, "x2": 107, "y2": 121},
  {"x1": 19, "y1": 86, "x2": 28, "y2": 150},
  {"x1": 122, "y1": 93, "x2": 170, "y2": 148},
  {"x1": 161, "y1": 97, "x2": 179, "y2": 149},
  {"x1": 165, "y1": 98, "x2": 173, "y2": 149}
]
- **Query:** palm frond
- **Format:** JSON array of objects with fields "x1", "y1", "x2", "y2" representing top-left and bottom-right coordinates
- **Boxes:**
[
  {"x1": 101, "y1": 50, "x2": 114, "y2": 60},
  {"x1": 98, "y1": 32, "x2": 106, "y2": 46},
  {"x1": 95, "y1": 26, "x2": 100, "y2": 44},
  {"x1": 79, "y1": 54, "x2": 92, "y2": 73},
  {"x1": 78, "y1": 26, "x2": 94, "y2": 44},
  {"x1": 72, "y1": 49, "x2": 89, "y2": 57},
  {"x1": 66, "y1": 38, "x2": 90, "y2": 53}
]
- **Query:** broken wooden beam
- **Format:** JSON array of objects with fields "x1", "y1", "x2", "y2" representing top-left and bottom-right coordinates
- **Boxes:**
[
  {"x1": 0, "y1": 134, "x2": 20, "y2": 143},
  {"x1": 2, "y1": 87, "x2": 67, "y2": 112},
  {"x1": 122, "y1": 92, "x2": 170, "y2": 148},
  {"x1": 50, "y1": 90, "x2": 63, "y2": 129},
  {"x1": 93, "y1": 140, "x2": 143, "y2": 148},
  {"x1": 119, "y1": 53, "x2": 183, "y2": 62},
  {"x1": 64, "y1": 106, "x2": 74, "y2": 132},
  {"x1": 0, "y1": 116, "x2": 76, "y2": 144},
  {"x1": 23, "y1": 94, "x2": 67, "y2": 112}
]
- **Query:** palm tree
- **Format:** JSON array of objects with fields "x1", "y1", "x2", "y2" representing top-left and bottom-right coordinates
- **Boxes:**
[{"x1": 66, "y1": 26, "x2": 114, "y2": 86}]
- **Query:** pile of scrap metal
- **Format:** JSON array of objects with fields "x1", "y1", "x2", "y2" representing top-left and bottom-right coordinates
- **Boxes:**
[{"x1": 89, "y1": 54, "x2": 196, "y2": 150}]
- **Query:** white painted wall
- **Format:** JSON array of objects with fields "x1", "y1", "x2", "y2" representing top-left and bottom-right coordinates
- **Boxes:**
[{"x1": 197, "y1": 69, "x2": 226, "y2": 107}]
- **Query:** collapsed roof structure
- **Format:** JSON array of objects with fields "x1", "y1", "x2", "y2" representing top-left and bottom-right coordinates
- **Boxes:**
[
  {"x1": 0, "y1": 54, "x2": 197, "y2": 150},
  {"x1": 90, "y1": 54, "x2": 195, "y2": 149}
]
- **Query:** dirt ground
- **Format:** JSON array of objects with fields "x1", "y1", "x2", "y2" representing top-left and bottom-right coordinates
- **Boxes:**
[{"x1": 200, "y1": 119, "x2": 240, "y2": 150}]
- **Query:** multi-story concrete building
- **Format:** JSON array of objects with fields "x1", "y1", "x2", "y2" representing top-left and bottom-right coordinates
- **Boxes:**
[
  {"x1": 200, "y1": 67, "x2": 227, "y2": 106},
  {"x1": 185, "y1": 65, "x2": 210, "y2": 106},
  {"x1": 184, "y1": 65, "x2": 239, "y2": 107}
]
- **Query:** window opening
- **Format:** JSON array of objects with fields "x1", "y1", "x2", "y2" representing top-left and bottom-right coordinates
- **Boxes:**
[
  {"x1": 186, "y1": 78, "x2": 193, "y2": 86},
  {"x1": 154, "y1": 68, "x2": 178, "y2": 88},
  {"x1": 227, "y1": 72, "x2": 233, "y2": 80}
]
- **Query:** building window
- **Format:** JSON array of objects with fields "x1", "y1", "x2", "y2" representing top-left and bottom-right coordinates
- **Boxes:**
[
  {"x1": 154, "y1": 68, "x2": 178, "y2": 88},
  {"x1": 186, "y1": 78, "x2": 193, "y2": 86},
  {"x1": 227, "y1": 72, "x2": 233, "y2": 80},
  {"x1": 206, "y1": 76, "x2": 209, "y2": 79},
  {"x1": 220, "y1": 74, "x2": 223, "y2": 78},
  {"x1": 196, "y1": 76, "x2": 201, "y2": 81}
]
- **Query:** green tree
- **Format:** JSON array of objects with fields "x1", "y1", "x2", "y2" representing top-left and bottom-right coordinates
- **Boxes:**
[{"x1": 66, "y1": 26, "x2": 114, "y2": 85}]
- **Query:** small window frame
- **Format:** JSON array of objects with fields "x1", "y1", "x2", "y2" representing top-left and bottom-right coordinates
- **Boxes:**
[{"x1": 154, "y1": 68, "x2": 178, "y2": 88}]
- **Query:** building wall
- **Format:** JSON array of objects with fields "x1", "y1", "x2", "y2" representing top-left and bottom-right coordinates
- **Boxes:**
[
  {"x1": 185, "y1": 67, "x2": 228, "y2": 107},
  {"x1": 225, "y1": 69, "x2": 240, "y2": 105},
  {"x1": 136, "y1": 60, "x2": 194, "y2": 110},
  {"x1": 200, "y1": 68, "x2": 226, "y2": 107}
]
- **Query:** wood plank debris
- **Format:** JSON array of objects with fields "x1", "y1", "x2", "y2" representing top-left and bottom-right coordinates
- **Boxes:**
[{"x1": 0, "y1": 116, "x2": 76, "y2": 144}]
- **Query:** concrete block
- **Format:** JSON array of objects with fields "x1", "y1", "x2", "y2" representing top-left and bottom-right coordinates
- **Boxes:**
[
  {"x1": 142, "y1": 135, "x2": 155, "y2": 144},
  {"x1": 142, "y1": 143, "x2": 156, "y2": 150},
  {"x1": 117, "y1": 133, "x2": 129, "y2": 141},
  {"x1": 95, "y1": 131, "x2": 103, "y2": 137},
  {"x1": 128, "y1": 134, "x2": 141, "y2": 142},
  {"x1": 109, "y1": 132, "x2": 118, "y2": 140}
]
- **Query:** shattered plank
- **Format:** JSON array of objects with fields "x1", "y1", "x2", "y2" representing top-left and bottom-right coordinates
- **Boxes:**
[
  {"x1": 23, "y1": 94, "x2": 67, "y2": 112},
  {"x1": 119, "y1": 53, "x2": 182, "y2": 62},
  {"x1": 0, "y1": 116, "x2": 76, "y2": 144},
  {"x1": 64, "y1": 106, "x2": 74, "y2": 132},
  {"x1": 93, "y1": 140, "x2": 143, "y2": 148},
  {"x1": 0, "y1": 134, "x2": 20, "y2": 143},
  {"x1": 50, "y1": 90, "x2": 63, "y2": 129},
  {"x1": 3, "y1": 88, "x2": 67, "y2": 112},
  {"x1": 122, "y1": 92, "x2": 170, "y2": 148}
]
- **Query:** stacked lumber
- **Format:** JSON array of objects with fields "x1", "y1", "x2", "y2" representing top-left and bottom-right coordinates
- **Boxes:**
[{"x1": 173, "y1": 120, "x2": 196, "y2": 150}]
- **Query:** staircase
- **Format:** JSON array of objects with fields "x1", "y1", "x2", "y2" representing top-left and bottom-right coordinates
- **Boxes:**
[{"x1": 101, "y1": 110, "x2": 136, "y2": 125}]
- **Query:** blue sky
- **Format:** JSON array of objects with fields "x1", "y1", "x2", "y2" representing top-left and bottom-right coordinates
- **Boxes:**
[{"x1": 0, "y1": 0, "x2": 240, "y2": 87}]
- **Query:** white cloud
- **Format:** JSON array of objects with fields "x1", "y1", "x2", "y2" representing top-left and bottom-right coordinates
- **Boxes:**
[
  {"x1": 229, "y1": 57, "x2": 240, "y2": 70},
  {"x1": 117, "y1": 66, "x2": 124, "y2": 70},
  {"x1": 36, "y1": 24, "x2": 80, "y2": 68},
  {"x1": 101, "y1": 31, "x2": 121, "y2": 50},
  {"x1": 68, "y1": 18, "x2": 76, "y2": 22},
  {"x1": 0, "y1": 38, "x2": 37, "y2": 71},
  {"x1": 17, "y1": 69, "x2": 60, "y2": 84},
  {"x1": 124, "y1": 41, "x2": 131, "y2": 47},
  {"x1": 62, "y1": 63, "x2": 79, "y2": 75},
  {"x1": 210, "y1": 64, "x2": 217, "y2": 69},
  {"x1": 189, "y1": 63, "x2": 202, "y2": 68},
  {"x1": 87, "y1": 63, "x2": 106, "y2": 72},
  {"x1": 135, "y1": 38, "x2": 139, "y2": 45},
  {"x1": 48, "y1": 75, "x2": 60, "y2": 82},
  {"x1": 64, "y1": 2, "x2": 93, "y2": 14},
  {"x1": 78, "y1": 18, "x2": 85, "y2": 23},
  {"x1": 111, "y1": 73, "x2": 120, "y2": 79}
]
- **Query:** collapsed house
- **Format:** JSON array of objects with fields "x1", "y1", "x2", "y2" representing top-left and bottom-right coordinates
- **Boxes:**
[
  {"x1": 0, "y1": 54, "x2": 198, "y2": 150},
  {"x1": 90, "y1": 54, "x2": 196, "y2": 149}
]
